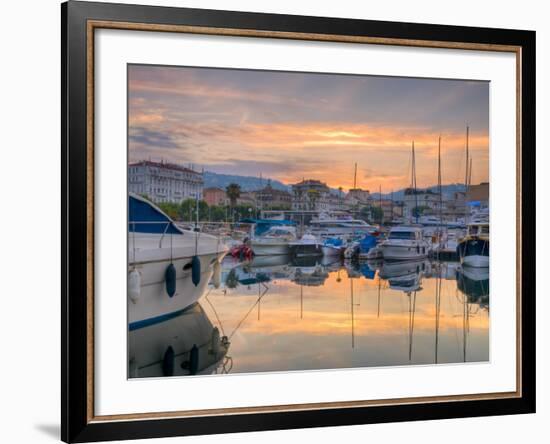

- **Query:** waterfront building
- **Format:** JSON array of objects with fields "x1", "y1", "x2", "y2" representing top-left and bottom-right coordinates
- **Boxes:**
[
  {"x1": 344, "y1": 188, "x2": 371, "y2": 207},
  {"x1": 236, "y1": 191, "x2": 257, "y2": 207},
  {"x1": 377, "y1": 199, "x2": 404, "y2": 223},
  {"x1": 444, "y1": 191, "x2": 467, "y2": 219},
  {"x1": 466, "y1": 182, "x2": 489, "y2": 208},
  {"x1": 403, "y1": 188, "x2": 442, "y2": 219},
  {"x1": 203, "y1": 187, "x2": 227, "y2": 206},
  {"x1": 291, "y1": 179, "x2": 332, "y2": 212},
  {"x1": 256, "y1": 181, "x2": 292, "y2": 210},
  {"x1": 128, "y1": 160, "x2": 203, "y2": 204}
]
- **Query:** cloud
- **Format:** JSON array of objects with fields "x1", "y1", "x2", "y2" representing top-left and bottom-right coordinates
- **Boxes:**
[{"x1": 129, "y1": 127, "x2": 180, "y2": 149}]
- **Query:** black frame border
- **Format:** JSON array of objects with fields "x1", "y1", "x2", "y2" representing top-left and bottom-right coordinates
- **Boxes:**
[{"x1": 62, "y1": 1, "x2": 536, "y2": 442}]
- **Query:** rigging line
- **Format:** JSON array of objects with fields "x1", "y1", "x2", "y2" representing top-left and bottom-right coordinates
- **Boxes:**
[
  {"x1": 204, "y1": 290, "x2": 225, "y2": 337},
  {"x1": 228, "y1": 284, "x2": 270, "y2": 340}
]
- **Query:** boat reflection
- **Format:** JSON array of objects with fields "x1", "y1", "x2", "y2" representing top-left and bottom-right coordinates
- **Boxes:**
[
  {"x1": 130, "y1": 254, "x2": 490, "y2": 378},
  {"x1": 128, "y1": 303, "x2": 231, "y2": 378}
]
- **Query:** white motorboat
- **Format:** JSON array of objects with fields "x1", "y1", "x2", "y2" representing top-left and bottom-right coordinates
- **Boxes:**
[
  {"x1": 128, "y1": 303, "x2": 230, "y2": 378},
  {"x1": 250, "y1": 225, "x2": 297, "y2": 256},
  {"x1": 321, "y1": 237, "x2": 345, "y2": 257},
  {"x1": 289, "y1": 233, "x2": 323, "y2": 257},
  {"x1": 309, "y1": 216, "x2": 378, "y2": 238},
  {"x1": 379, "y1": 226, "x2": 431, "y2": 261},
  {"x1": 456, "y1": 222, "x2": 489, "y2": 267},
  {"x1": 128, "y1": 194, "x2": 228, "y2": 329}
]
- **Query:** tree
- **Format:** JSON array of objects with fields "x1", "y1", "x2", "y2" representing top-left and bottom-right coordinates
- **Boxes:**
[
  {"x1": 156, "y1": 202, "x2": 180, "y2": 220},
  {"x1": 370, "y1": 206, "x2": 384, "y2": 224},
  {"x1": 226, "y1": 183, "x2": 241, "y2": 208}
]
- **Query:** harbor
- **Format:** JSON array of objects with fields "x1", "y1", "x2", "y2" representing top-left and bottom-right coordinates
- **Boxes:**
[
  {"x1": 126, "y1": 64, "x2": 490, "y2": 378},
  {"x1": 127, "y1": 188, "x2": 489, "y2": 377}
]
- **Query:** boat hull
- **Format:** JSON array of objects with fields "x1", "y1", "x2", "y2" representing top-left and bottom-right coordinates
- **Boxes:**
[
  {"x1": 381, "y1": 244, "x2": 429, "y2": 261},
  {"x1": 457, "y1": 238, "x2": 489, "y2": 267},
  {"x1": 290, "y1": 243, "x2": 323, "y2": 257},
  {"x1": 128, "y1": 251, "x2": 225, "y2": 328},
  {"x1": 322, "y1": 245, "x2": 342, "y2": 257},
  {"x1": 250, "y1": 241, "x2": 290, "y2": 256}
]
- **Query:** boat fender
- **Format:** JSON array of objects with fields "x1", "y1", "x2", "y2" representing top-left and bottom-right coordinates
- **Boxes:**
[
  {"x1": 191, "y1": 255, "x2": 201, "y2": 287},
  {"x1": 211, "y1": 327, "x2": 221, "y2": 355},
  {"x1": 189, "y1": 344, "x2": 199, "y2": 375},
  {"x1": 165, "y1": 263, "x2": 177, "y2": 297},
  {"x1": 212, "y1": 261, "x2": 221, "y2": 289},
  {"x1": 162, "y1": 346, "x2": 175, "y2": 377},
  {"x1": 128, "y1": 269, "x2": 141, "y2": 304}
]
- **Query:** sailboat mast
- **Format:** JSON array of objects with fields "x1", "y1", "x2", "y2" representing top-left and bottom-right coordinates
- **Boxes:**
[
  {"x1": 438, "y1": 136, "x2": 443, "y2": 225},
  {"x1": 465, "y1": 126, "x2": 469, "y2": 189},
  {"x1": 412, "y1": 141, "x2": 418, "y2": 224},
  {"x1": 353, "y1": 162, "x2": 357, "y2": 189}
]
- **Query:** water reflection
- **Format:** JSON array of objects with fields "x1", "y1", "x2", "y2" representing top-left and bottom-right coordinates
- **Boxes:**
[
  {"x1": 128, "y1": 303, "x2": 232, "y2": 378},
  {"x1": 129, "y1": 256, "x2": 489, "y2": 377}
]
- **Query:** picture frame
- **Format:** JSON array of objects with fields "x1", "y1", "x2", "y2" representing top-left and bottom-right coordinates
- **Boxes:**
[{"x1": 61, "y1": 1, "x2": 536, "y2": 442}]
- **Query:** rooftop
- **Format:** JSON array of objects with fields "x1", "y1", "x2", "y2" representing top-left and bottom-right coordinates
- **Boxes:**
[{"x1": 129, "y1": 160, "x2": 201, "y2": 175}]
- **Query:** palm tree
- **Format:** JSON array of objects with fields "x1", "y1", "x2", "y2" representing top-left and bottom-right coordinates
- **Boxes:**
[{"x1": 226, "y1": 183, "x2": 241, "y2": 208}]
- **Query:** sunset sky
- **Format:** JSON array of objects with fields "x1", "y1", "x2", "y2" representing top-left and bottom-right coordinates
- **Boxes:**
[{"x1": 128, "y1": 64, "x2": 489, "y2": 192}]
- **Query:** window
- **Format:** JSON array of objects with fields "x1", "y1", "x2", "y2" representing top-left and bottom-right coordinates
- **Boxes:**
[{"x1": 389, "y1": 232, "x2": 415, "y2": 240}]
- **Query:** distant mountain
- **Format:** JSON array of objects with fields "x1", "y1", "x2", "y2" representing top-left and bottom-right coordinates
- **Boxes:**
[
  {"x1": 203, "y1": 171, "x2": 466, "y2": 199},
  {"x1": 371, "y1": 184, "x2": 466, "y2": 201},
  {"x1": 203, "y1": 171, "x2": 290, "y2": 192}
]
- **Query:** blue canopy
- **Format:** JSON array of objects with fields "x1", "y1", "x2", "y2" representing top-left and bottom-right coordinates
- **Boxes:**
[
  {"x1": 359, "y1": 234, "x2": 377, "y2": 254},
  {"x1": 128, "y1": 194, "x2": 181, "y2": 234}
]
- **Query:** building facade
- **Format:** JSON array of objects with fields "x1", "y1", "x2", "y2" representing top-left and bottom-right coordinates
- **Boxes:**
[
  {"x1": 344, "y1": 188, "x2": 371, "y2": 207},
  {"x1": 403, "y1": 189, "x2": 442, "y2": 219},
  {"x1": 466, "y1": 182, "x2": 489, "y2": 207},
  {"x1": 291, "y1": 179, "x2": 333, "y2": 212},
  {"x1": 203, "y1": 187, "x2": 227, "y2": 206},
  {"x1": 256, "y1": 182, "x2": 292, "y2": 210},
  {"x1": 128, "y1": 160, "x2": 203, "y2": 204}
]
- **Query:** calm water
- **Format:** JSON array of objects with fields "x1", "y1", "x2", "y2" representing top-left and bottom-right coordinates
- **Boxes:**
[
  {"x1": 202, "y1": 256, "x2": 489, "y2": 375},
  {"x1": 128, "y1": 255, "x2": 489, "y2": 378}
]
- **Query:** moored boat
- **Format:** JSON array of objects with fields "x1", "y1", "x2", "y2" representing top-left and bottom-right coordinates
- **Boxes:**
[
  {"x1": 322, "y1": 237, "x2": 345, "y2": 257},
  {"x1": 128, "y1": 194, "x2": 228, "y2": 329},
  {"x1": 456, "y1": 222, "x2": 489, "y2": 267},
  {"x1": 379, "y1": 226, "x2": 430, "y2": 261},
  {"x1": 250, "y1": 225, "x2": 297, "y2": 256},
  {"x1": 289, "y1": 233, "x2": 323, "y2": 257}
]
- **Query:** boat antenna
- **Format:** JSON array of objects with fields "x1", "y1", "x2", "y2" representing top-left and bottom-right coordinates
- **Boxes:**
[{"x1": 353, "y1": 162, "x2": 357, "y2": 189}]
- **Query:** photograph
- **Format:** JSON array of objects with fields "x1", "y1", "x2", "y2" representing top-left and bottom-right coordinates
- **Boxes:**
[{"x1": 127, "y1": 64, "x2": 490, "y2": 378}]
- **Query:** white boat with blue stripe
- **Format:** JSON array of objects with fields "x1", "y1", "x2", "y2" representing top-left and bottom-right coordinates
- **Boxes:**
[{"x1": 128, "y1": 194, "x2": 227, "y2": 330}]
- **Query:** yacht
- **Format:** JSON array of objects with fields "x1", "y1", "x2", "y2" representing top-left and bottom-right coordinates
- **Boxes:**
[
  {"x1": 289, "y1": 233, "x2": 323, "y2": 257},
  {"x1": 456, "y1": 222, "x2": 489, "y2": 267},
  {"x1": 250, "y1": 225, "x2": 297, "y2": 256},
  {"x1": 309, "y1": 216, "x2": 378, "y2": 238},
  {"x1": 379, "y1": 226, "x2": 430, "y2": 260},
  {"x1": 128, "y1": 194, "x2": 228, "y2": 329}
]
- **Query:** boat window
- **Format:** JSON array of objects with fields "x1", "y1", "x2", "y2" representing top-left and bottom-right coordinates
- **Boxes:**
[
  {"x1": 480, "y1": 226, "x2": 489, "y2": 235},
  {"x1": 389, "y1": 232, "x2": 415, "y2": 240}
]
